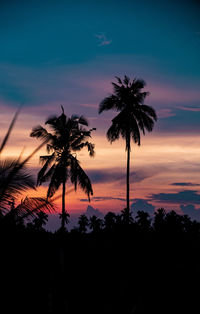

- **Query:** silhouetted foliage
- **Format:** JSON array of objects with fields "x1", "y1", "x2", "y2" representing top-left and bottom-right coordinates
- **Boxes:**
[
  {"x1": 78, "y1": 214, "x2": 89, "y2": 233},
  {"x1": 30, "y1": 107, "x2": 95, "y2": 230},
  {"x1": 89, "y1": 215, "x2": 104, "y2": 232},
  {"x1": 0, "y1": 111, "x2": 56, "y2": 224},
  {"x1": 135, "y1": 210, "x2": 151, "y2": 232},
  {"x1": 32, "y1": 211, "x2": 48, "y2": 231},
  {"x1": 104, "y1": 211, "x2": 117, "y2": 230},
  {"x1": 121, "y1": 207, "x2": 134, "y2": 225},
  {"x1": 153, "y1": 208, "x2": 166, "y2": 232}
]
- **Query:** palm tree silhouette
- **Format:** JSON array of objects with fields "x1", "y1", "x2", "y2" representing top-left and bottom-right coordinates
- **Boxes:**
[
  {"x1": 104, "y1": 211, "x2": 117, "y2": 230},
  {"x1": 89, "y1": 215, "x2": 104, "y2": 232},
  {"x1": 78, "y1": 214, "x2": 89, "y2": 233},
  {"x1": 30, "y1": 107, "x2": 95, "y2": 230},
  {"x1": 99, "y1": 76, "x2": 157, "y2": 215},
  {"x1": 32, "y1": 211, "x2": 48, "y2": 231}
]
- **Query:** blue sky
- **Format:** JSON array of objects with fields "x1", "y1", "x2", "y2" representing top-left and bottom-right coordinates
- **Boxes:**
[
  {"x1": 1, "y1": 1, "x2": 199, "y2": 72},
  {"x1": 0, "y1": 0, "x2": 199, "y2": 118}
]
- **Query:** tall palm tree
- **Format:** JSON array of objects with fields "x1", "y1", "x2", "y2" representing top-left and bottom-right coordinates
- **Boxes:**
[
  {"x1": 99, "y1": 76, "x2": 157, "y2": 215},
  {"x1": 30, "y1": 107, "x2": 95, "y2": 230}
]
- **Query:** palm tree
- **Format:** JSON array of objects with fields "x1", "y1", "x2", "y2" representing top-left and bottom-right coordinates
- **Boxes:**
[
  {"x1": 30, "y1": 107, "x2": 95, "y2": 230},
  {"x1": 32, "y1": 211, "x2": 49, "y2": 231},
  {"x1": 99, "y1": 76, "x2": 157, "y2": 215},
  {"x1": 104, "y1": 211, "x2": 117, "y2": 230},
  {"x1": 78, "y1": 214, "x2": 89, "y2": 233},
  {"x1": 89, "y1": 215, "x2": 104, "y2": 233}
]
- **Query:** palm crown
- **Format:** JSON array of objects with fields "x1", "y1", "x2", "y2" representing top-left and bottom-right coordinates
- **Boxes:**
[
  {"x1": 30, "y1": 107, "x2": 95, "y2": 230},
  {"x1": 99, "y1": 75, "x2": 157, "y2": 147}
]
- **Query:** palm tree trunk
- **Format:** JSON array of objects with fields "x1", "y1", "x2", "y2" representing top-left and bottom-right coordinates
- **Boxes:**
[
  {"x1": 61, "y1": 180, "x2": 66, "y2": 230},
  {"x1": 126, "y1": 131, "x2": 130, "y2": 216}
]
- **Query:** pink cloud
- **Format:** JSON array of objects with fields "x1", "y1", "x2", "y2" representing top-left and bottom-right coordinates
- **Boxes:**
[
  {"x1": 157, "y1": 108, "x2": 175, "y2": 118},
  {"x1": 177, "y1": 106, "x2": 200, "y2": 112},
  {"x1": 148, "y1": 83, "x2": 200, "y2": 105}
]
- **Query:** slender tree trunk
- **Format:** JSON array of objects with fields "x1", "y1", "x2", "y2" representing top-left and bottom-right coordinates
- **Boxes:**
[
  {"x1": 126, "y1": 131, "x2": 130, "y2": 216},
  {"x1": 61, "y1": 180, "x2": 66, "y2": 230},
  {"x1": 60, "y1": 179, "x2": 69, "y2": 312}
]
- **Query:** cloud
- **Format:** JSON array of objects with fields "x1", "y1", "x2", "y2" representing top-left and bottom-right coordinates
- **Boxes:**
[
  {"x1": 80, "y1": 196, "x2": 126, "y2": 202},
  {"x1": 148, "y1": 83, "x2": 200, "y2": 105},
  {"x1": 87, "y1": 168, "x2": 153, "y2": 185},
  {"x1": 180, "y1": 204, "x2": 200, "y2": 222},
  {"x1": 94, "y1": 33, "x2": 112, "y2": 46},
  {"x1": 85, "y1": 205, "x2": 104, "y2": 218},
  {"x1": 157, "y1": 108, "x2": 175, "y2": 118},
  {"x1": 157, "y1": 107, "x2": 200, "y2": 134},
  {"x1": 178, "y1": 106, "x2": 200, "y2": 112},
  {"x1": 131, "y1": 199, "x2": 155, "y2": 217},
  {"x1": 149, "y1": 190, "x2": 200, "y2": 204},
  {"x1": 171, "y1": 182, "x2": 200, "y2": 187}
]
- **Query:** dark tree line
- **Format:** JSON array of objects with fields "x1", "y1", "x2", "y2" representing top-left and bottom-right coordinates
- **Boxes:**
[{"x1": 1, "y1": 206, "x2": 200, "y2": 314}]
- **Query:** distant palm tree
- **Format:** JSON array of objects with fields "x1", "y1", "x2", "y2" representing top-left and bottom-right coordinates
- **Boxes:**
[
  {"x1": 121, "y1": 207, "x2": 134, "y2": 225},
  {"x1": 33, "y1": 211, "x2": 48, "y2": 231},
  {"x1": 78, "y1": 214, "x2": 89, "y2": 233},
  {"x1": 89, "y1": 215, "x2": 104, "y2": 232},
  {"x1": 99, "y1": 76, "x2": 157, "y2": 215},
  {"x1": 104, "y1": 211, "x2": 117, "y2": 230},
  {"x1": 30, "y1": 107, "x2": 95, "y2": 230}
]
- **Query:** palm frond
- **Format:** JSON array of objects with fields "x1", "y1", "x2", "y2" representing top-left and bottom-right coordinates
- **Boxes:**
[
  {"x1": 123, "y1": 75, "x2": 130, "y2": 86},
  {"x1": 70, "y1": 156, "x2": 93, "y2": 200},
  {"x1": 73, "y1": 141, "x2": 95, "y2": 157},
  {"x1": 77, "y1": 115, "x2": 89, "y2": 126},
  {"x1": 18, "y1": 196, "x2": 56, "y2": 220},
  {"x1": 115, "y1": 76, "x2": 122, "y2": 84},
  {"x1": 107, "y1": 122, "x2": 121, "y2": 143},
  {"x1": 0, "y1": 108, "x2": 20, "y2": 155},
  {"x1": 30, "y1": 125, "x2": 52, "y2": 141},
  {"x1": 38, "y1": 164, "x2": 56, "y2": 184},
  {"x1": 141, "y1": 104, "x2": 158, "y2": 121},
  {"x1": 47, "y1": 164, "x2": 66, "y2": 198},
  {"x1": 37, "y1": 153, "x2": 55, "y2": 185},
  {"x1": 0, "y1": 159, "x2": 35, "y2": 212},
  {"x1": 99, "y1": 95, "x2": 124, "y2": 113}
]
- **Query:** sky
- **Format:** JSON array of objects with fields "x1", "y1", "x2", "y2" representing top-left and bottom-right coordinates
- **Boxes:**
[{"x1": 0, "y1": 0, "x2": 200, "y2": 221}]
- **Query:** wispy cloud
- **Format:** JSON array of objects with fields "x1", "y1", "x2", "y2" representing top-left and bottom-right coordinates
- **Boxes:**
[
  {"x1": 94, "y1": 33, "x2": 112, "y2": 46},
  {"x1": 80, "y1": 196, "x2": 126, "y2": 202},
  {"x1": 86, "y1": 168, "x2": 153, "y2": 185},
  {"x1": 149, "y1": 190, "x2": 200, "y2": 204},
  {"x1": 180, "y1": 204, "x2": 200, "y2": 221},
  {"x1": 178, "y1": 106, "x2": 200, "y2": 112},
  {"x1": 131, "y1": 199, "x2": 155, "y2": 216},
  {"x1": 171, "y1": 182, "x2": 200, "y2": 187}
]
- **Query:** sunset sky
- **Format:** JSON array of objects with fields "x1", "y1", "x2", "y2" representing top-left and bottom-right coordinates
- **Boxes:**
[{"x1": 0, "y1": 0, "x2": 200, "y2": 221}]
